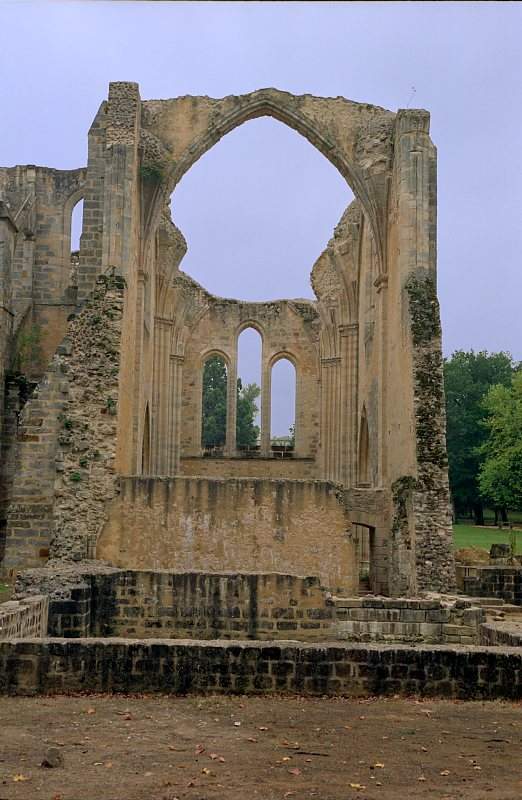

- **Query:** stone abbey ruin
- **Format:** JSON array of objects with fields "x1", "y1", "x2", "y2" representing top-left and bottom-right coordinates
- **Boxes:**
[{"x1": 0, "y1": 84, "x2": 520, "y2": 698}]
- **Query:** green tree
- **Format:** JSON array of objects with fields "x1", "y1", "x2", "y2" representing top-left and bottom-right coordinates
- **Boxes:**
[
  {"x1": 201, "y1": 356, "x2": 227, "y2": 447},
  {"x1": 444, "y1": 350, "x2": 517, "y2": 523},
  {"x1": 201, "y1": 357, "x2": 260, "y2": 449},
  {"x1": 479, "y1": 372, "x2": 522, "y2": 512},
  {"x1": 236, "y1": 379, "x2": 260, "y2": 448}
]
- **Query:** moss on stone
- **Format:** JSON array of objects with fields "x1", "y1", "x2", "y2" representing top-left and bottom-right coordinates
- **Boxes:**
[{"x1": 405, "y1": 275, "x2": 441, "y2": 346}]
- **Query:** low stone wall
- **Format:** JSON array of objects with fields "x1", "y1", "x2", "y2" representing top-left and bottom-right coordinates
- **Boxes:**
[
  {"x1": 0, "y1": 595, "x2": 49, "y2": 640},
  {"x1": 333, "y1": 597, "x2": 485, "y2": 645},
  {"x1": 180, "y1": 457, "x2": 318, "y2": 480},
  {"x1": 480, "y1": 621, "x2": 522, "y2": 648},
  {"x1": 1, "y1": 638, "x2": 521, "y2": 699},
  {"x1": 463, "y1": 566, "x2": 522, "y2": 605},
  {"x1": 97, "y1": 477, "x2": 356, "y2": 593},
  {"x1": 48, "y1": 571, "x2": 333, "y2": 641}
]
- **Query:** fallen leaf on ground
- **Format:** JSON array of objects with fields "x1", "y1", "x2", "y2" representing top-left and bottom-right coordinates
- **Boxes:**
[
  {"x1": 374, "y1": 763, "x2": 385, "y2": 768},
  {"x1": 288, "y1": 767, "x2": 301, "y2": 776},
  {"x1": 195, "y1": 744, "x2": 205, "y2": 754},
  {"x1": 86, "y1": 708, "x2": 96, "y2": 715},
  {"x1": 202, "y1": 767, "x2": 211, "y2": 775},
  {"x1": 349, "y1": 783, "x2": 365, "y2": 790},
  {"x1": 12, "y1": 774, "x2": 30, "y2": 782},
  {"x1": 440, "y1": 770, "x2": 450, "y2": 776}
]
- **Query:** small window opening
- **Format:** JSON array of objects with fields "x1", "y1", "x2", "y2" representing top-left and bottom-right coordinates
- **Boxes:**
[
  {"x1": 201, "y1": 355, "x2": 228, "y2": 457},
  {"x1": 270, "y1": 358, "x2": 296, "y2": 458}
]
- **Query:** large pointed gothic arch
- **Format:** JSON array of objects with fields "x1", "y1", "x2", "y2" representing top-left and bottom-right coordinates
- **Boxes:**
[{"x1": 139, "y1": 89, "x2": 392, "y2": 274}]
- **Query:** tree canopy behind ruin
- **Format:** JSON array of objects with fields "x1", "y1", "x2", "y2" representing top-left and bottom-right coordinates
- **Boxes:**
[
  {"x1": 201, "y1": 355, "x2": 260, "y2": 448},
  {"x1": 444, "y1": 350, "x2": 520, "y2": 522}
]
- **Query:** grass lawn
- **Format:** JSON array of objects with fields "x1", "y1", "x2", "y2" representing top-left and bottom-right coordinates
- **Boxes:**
[
  {"x1": 0, "y1": 582, "x2": 11, "y2": 602},
  {"x1": 453, "y1": 523, "x2": 522, "y2": 554}
]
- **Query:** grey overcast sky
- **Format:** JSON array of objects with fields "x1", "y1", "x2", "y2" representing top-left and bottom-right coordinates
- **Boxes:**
[{"x1": 1, "y1": 1, "x2": 521, "y2": 433}]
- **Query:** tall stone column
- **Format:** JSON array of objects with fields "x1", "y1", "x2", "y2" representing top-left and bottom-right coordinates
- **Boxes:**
[{"x1": 390, "y1": 109, "x2": 455, "y2": 593}]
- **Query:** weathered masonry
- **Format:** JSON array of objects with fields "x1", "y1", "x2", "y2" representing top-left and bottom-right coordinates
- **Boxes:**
[{"x1": 0, "y1": 83, "x2": 455, "y2": 597}]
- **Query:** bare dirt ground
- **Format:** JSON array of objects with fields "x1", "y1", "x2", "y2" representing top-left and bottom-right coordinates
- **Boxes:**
[{"x1": 0, "y1": 694, "x2": 520, "y2": 800}]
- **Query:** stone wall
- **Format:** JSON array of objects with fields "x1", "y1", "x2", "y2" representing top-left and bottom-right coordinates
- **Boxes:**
[
  {"x1": 2, "y1": 361, "x2": 65, "y2": 572},
  {"x1": 180, "y1": 457, "x2": 317, "y2": 480},
  {"x1": 0, "y1": 595, "x2": 48, "y2": 640},
  {"x1": 97, "y1": 477, "x2": 356, "y2": 593},
  {"x1": 1, "y1": 273, "x2": 124, "y2": 573},
  {"x1": 464, "y1": 567, "x2": 522, "y2": 606},
  {"x1": 1, "y1": 638, "x2": 521, "y2": 699},
  {"x1": 47, "y1": 570, "x2": 333, "y2": 641},
  {"x1": 333, "y1": 596, "x2": 485, "y2": 645}
]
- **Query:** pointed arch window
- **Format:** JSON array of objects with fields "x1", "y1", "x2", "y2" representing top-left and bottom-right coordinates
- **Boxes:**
[
  {"x1": 236, "y1": 327, "x2": 262, "y2": 453},
  {"x1": 201, "y1": 354, "x2": 228, "y2": 455},
  {"x1": 270, "y1": 357, "x2": 296, "y2": 457}
]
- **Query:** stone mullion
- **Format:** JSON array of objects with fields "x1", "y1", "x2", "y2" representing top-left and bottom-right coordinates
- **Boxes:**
[
  {"x1": 260, "y1": 360, "x2": 271, "y2": 457},
  {"x1": 225, "y1": 352, "x2": 237, "y2": 456}
]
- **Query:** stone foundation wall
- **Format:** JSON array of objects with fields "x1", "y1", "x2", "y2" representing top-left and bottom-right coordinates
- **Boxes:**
[
  {"x1": 1, "y1": 638, "x2": 521, "y2": 699},
  {"x1": 97, "y1": 477, "x2": 356, "y2": 593},
  {"x1": 48, "y1": 570, "x2": 333, "y2": 641},
  {"x1": 0, "y1": 595, "x2": 48, "y2": 640},
  {"x1": 480, "y1": 621, "x2": 522, "y2": 648},
  {"x1": 463, "y1": 567, "x2": 522, "y2": 606},
  {"x1": 333, "y1": 596, "x2": 485, "y2": 645}
]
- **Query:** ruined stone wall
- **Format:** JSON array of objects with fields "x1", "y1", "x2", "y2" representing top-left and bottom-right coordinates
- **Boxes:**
[
  {"x1": 97, "y1": 476, "x2": 356, "y2": 594},
  {"x1": 0, "y1": 204, "x2": 17, "y2": 514},
  {"x1": 2, "y1": 360, "x2": 65, "y2": 573},
  {"x1": 333, "y1": 596, "x2": 485, "y2": 645},
  {"x1": 1, "y1": 84, "x2": 456, "y2": 597},
  {"x1": 47, "y1": 570, "x2": 333, "y2": 642},
  {"x1": 0, "y1": 595, "x2": 48, "y2": 640},
  {"x1": 464, "y1": 567, "x2": 522, "y2": 606},
  {"x1": 2, "y1": 638, "x2": 521, "y2": 699},
  {"x1": 50, "y1": 274, "x2": 124, "y2": 561},
  {"x1": 1, "y1": 274, "x2": 124, "y2": 573},
  {"x1": 0, "y1": 166, "x2": 86, "y2": 373},
  {"x1": 383, "y1": 111, "x2": 455, "y2": 595}
]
